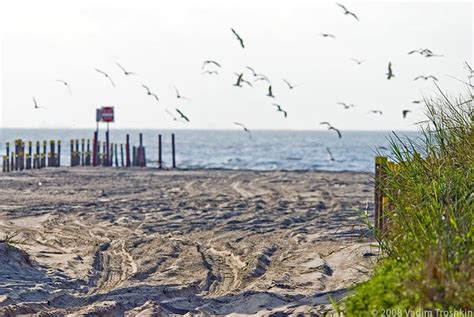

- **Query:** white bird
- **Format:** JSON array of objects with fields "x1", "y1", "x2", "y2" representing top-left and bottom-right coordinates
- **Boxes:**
[
  {"x1": 272, "y1": 103, "x2": 288, "y2": 118},
  {"x1": 95, "y1": 68, "x2": 115, "y2": 87},
  {"x1": 336, "y1": 3, "x2": 359, "y2": 21},
  {"x1": 326, "y1": 147, "x2": 335, "y2": 162},
  {"x1": 116, "y1": 62, "x2": 137, "y2": 76},
  {"x1": 233, "y1": 122, "x2": 252, "y2": 139},
  {"x1": 56, "y1": 80, "x2": 71, "y2": 95},
  {"x1": 282, "y1": 79, "x2": 298, "y2": 90},
  {"x1": 33, "y1": 97, "x2": 46, "y2": 110},
  {"x1": 266, "y1": 85, "x2": 275, "y2": 98},
  {"x1": 174, "y1": 86, "x2": 190, "y2": 100}
]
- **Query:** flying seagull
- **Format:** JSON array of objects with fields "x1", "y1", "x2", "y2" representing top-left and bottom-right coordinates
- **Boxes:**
[
  {"x1": 202, "y1": 60, "x2": 221, "y2": 69},
  {"x1": 233, "y1": 73, "x2": 243, "y2": 87},
  {"x1": 241, "y1": 78, "x2": 253, "y2": 87},
  {"x1": 266, "y1": 85, "x2": 275, "y2": 98},
  {"x1": 320, "y1": 33, "x2": 336, "y2": 38},
  {"x1": 402, "y1": 110, "x2": 411, "y2": 118},
  {"x1": 386, "y1": 62, "x2": 394, "y2": 80},
  {"x1": 272, "y1": 103, "x2": 288, "y2": 118},
  {"x1": 412, "y1": 99, "x2": 424, "y2": 104},
  {"x1": 95, "y1": 68, "x2": 115, "y2": 87},
  {"x1": 328, "y1": 126, "x2": 342, "y2": 139},
  {"x1": 202, "y1": 70, "x2": 219, "y2": 75},
  {"x1": 116, "y1": 62, "x2": 137, "y2": 76},
  {"x1": 336, "y1": 3, "x2": 359, "y2": 21},
  {"x1": 142, "y1": 84, "x2": 159, "y2": 101},
  {"x1": 233, "y1": 122, "x2": 252, "y2": 139},
  {"x1": 246, "y1": 66, "x2": 258, "y2": 77},
  {"x1": 282, "y1": 79, "x2": 298, "y2": 90},
  {"x1": 350, "y1": 58, "x2": 364, "y2": 65},
  {"x1": 254, "y1": 74, "x2": 271, "y2": 84},
  {"x1": 408, "y1": 48, "x2": 443, "y2": 58},
  {"x1": 56, "y1": 80, "x2": 71, "y2": 95},
  {"x1": 33, "y1": 97, "x2": 46, "y2": 109},
  {"x1": 326, "y1": 147, "x2": 335, "y2": 162},
  {"x1": 231, "y1": 28, "x2": 245, "y2": 48},
  {"x1": 174, "y1": 86, "x2": 190, "y2": 100},
  {"x1": 320, "y1": 122, "x2": 332, "y2": 127},
  {"x1": 337, "y1": 102, "x2": 354, "y2": 109},
  {"x1": 176, "y1": 108, "x2": 190, "y2": 122},
  {"x1": 368, "y1": 110, "x2": 383, "y2": 115},
  {"x1": 414, "y1": 75, "x2": 438, "y2": 81}
]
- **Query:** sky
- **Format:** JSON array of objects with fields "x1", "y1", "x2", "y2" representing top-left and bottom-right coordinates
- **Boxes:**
[{"x1": 0, "y1": 0, "x2": 472, "y2": 130}]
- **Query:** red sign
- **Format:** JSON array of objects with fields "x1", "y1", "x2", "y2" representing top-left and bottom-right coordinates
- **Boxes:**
[{"x1": 101, "y1": 106, "x2": 114, "y2": 123}]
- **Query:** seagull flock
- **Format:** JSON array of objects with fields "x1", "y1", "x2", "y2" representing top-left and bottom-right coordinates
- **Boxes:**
[{"x1": 31, "y1": 2, "x2": 460, "y2": 149}]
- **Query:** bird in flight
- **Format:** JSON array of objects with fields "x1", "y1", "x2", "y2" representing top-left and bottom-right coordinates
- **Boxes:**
[
  {"x1": 266, "y1": 85, "x2": 275, "y2": 98},
  {"x1": 320, "y1": 122, "x2": 332, "y2": 128},
  {"x1": 116, "y1": 62, "x2": 137, "y2": 76},
  {"x1": 95, "y1": 68, "x2": 115, "y2": 87},
  {"x1": 233, "y1": 73, "x2": 243, "y2": 87},
  {"x1": 350, "y1": 58, "x2": 364, "y2": 65},
  {"x1": 272, "y1": 103, "x2": 288, "y2": 118},
  {"x1": 33, "y1": 97, "x2": 46, "y2": 110},
  {"x1": 246, "y1": 66, "x2": 258, "y2": 77},
  {"x1": 414, "y1": 75, "x2": 438, "y2": 81},
  {"x1": 202, "y1": 70, "x2": 219, "y2": 75},
  {"x1": 254, "y1": 74, "x2": 271, "y2": 84},
  {"x1": 282, "y1": 79, "x2": 298, "y2": 90},
  {"x1": 326, "y1": 147, "x2": 335, "y2": 162},
  {"x1": 329, "y1": 126, "x2": 342, "y2": 139},
  {"x1": 336, "y1": 3, "x2": 359, "y2": 21},
  {"x1": 386, "y1": 62, "x2": 394, "y2": 80},
  {"x1": 174, "y1": 86, "x2": 190, "y2": 100},
  {"x1": 320, "y1": 33, "x2": 336, "y2": 38},
  {"x1": 412, "y1": 99, "x2": 424, "y2": 104},
  {"x1": 337, "y1": 102, "x2": 354, "y2": 109},
  {"x1": 368, "y1": 110, "x2": 383, "y2": 115},
  {"x1": 233, "y1": 122, "x2": 252, "y2": 139},
  {"x1": 402, "y1": 110, "x2": 411, "y2": 118},
  {"x1": 142, "y1": 84, "x2": 159, "y2": 101},
  {"x1": 56, "y1": 80, "x2": 71, "y2": 95},
  {"x1": 176, "y1": 108, "x2": 190, "y2": 122},
  {"x1": 241, "y1": 78, "x2": 253, "y2": 87},
  {"x1": 202, "y1": 60, "x2": 221, "y2": 70},
  {"x1": 231, "y1": 28, "x2": 245, "y2": 48},
  {"x1": 408, "y1": 48, "x2": 443, "y2": 58}
]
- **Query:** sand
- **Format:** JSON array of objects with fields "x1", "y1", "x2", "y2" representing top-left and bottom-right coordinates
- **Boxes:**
[{"x1": 0, "y1": 168, "x2": 377, "y2": 316}]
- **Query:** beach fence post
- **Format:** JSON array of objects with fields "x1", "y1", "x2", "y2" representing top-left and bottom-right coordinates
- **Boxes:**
[
  {"x1": 92, "y1": 132, "x2": 98, "y2": 167},
  {"x1": 6, "y1": 142, "x2": 10, "y2": 172},
  {"x1": 138, "y1": 133, "x2": 146, "y2": 167},
  {"x1": 70, "y1": 140, "x2": 74, "y2": 167},
  {"x1": 132, "y1": 146, "x2": 137, "y2": 167},
  {"x1": 126, "y1": 134, "x2": 131, "y2": 167},
  {"x1": 21, "y1": 141, "x2": 25, "y2": 171},
  {"x1": 105, "y1": 129, "x2": 110, "y2": 167},
  {"x1": 81, "y1": 139, "x2": 85, "y2": 166},
  {"x1": 171, "y1": 133, "x2": 176, "y2": 169},
  {"x1": 14, "y1": 140, "x2": 19, "y2": 171},
  {"x1": 86, "y1": 139, "x2": 91, "y2": 166},
  {"x1": 114, "y1": 144, "x2": 118, "y2": 167},
  {"x1": 2, "y1": 155, "x2": 6, "y2": 172},
  {"x1": 120, "y1": 144, "x2": 124, "y2": 167},
  {"x1": 10, "y1": 152, "x2": 15, "y2": 171},
  {"x1": 35, "y1": 141, "x2": 40, "y2": 169},
  {"x1": 374, "y1": 156, "x2": 388, "y2": 234},
  {"x1": 75, "y1": 140, "x2": 80, "y2": 167},
  {"x1": 42, "y1": 141, "x2": 47, "y2": 168},
  {"x1": 49, "y1": 140, "x2": 55, "y2": 167},
  {"x1": 110, "y1": 143, "x2": 114, "y2": 167},
  {"x1": 27, "y1": 141, "x2": 32, "y2": 170},
  {"x1": 57, "y1": 140, "x2": 61, "y2": 167},
  {"x1": 158, "y1": 134, "x2": 162, "y2": 169}
]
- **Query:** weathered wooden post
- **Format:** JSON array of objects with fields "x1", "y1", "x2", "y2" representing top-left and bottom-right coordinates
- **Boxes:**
[
  {"x1": 86, "y1": 139, "x2": 91, "y2": 166},
  {"x1": 27, "y1": 141, "x2": 32, "y2": 169},
  {"x1": 36, "y1": 141, "x2": 40, "y2": 168},
  {"x1": 374, "y1": 156, "x2": 388, "y2": 234},
  {"x1": 2, "y1": 156, "x2": 7, "y2": 172},
  {"x1": 6, "y1": 142, "x2": 10, "y2": 172},
  {"x1": 10, "y1": 152, "x2": 15, "y2": 171},
  {"x1": 120, "y1": 144, "x2": 124, "y2": 167},
  {"x1": 132, "y1": 146, "x2": 137, "y2": 167},
  {"x1": 57, "y1": 140, "x2": 61, "y2": 167},
  {"x1": 92, "y1": 132, "x2": 98, "y2": 167},
  {"x1": 171, "y1": 133, "x2": 176, "y2": 169},
  {"x1": 14, "y1": 140, "x2": 19, "y2": 171},
  {"x1": 105, "y1": 130, "x2": 110, "y2": 167},
  {"x1": 126, "y1": 134, "x2": 131, "y2": 167},
  {"x1": 114, "y1": 144, "x2": 118, "y2": 167},
  {"x1": 70, "y1": 140, "x2": 74, "y2": 167},
  {"x1": 33, "y1": 154, "x2": 38, "y2": 169},
  {"x1": 110, "y1": 143, "x2": 114, "y2": 167},
  {"x1": 81, "y1": 139, "x2": 85, "y2": 166},
  {"x1": 158, "y1": 134, "x2": 162, "y2": 169},
  {"x1": 49, "y1": 140, "x2": 56, "y2": 167}
]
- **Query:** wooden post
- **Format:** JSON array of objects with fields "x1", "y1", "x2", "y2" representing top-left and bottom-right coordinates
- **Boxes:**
[
  {"x1": 92, "y1": 132, "x2": 98, "y2": 167},
  {"x1": 36, "y1": 141, "x2": 40, "y2": 169},
  {"x1": 97, "y1": 141, "x2": 101, "y2": 166},
  {"x1": 57, "y1": 140, "x2": 61, "y2": 167},
  {"x1": 40, "y1": 153, "x2": 45, "y2": 168},
  {"x1": 110, "y1": 143, "x2": 114, "y2": 167},
  {"x1": 86, "y1": 139, "x2": 91, "y2": 166},
  {"x1": 27, "y1": 141, "x2": 32, "y2": 169},
  {"x1": 158, "y1": 134, "x2": 162, "y2": 169},
  {"x1": 70, "y1": 140, "x2": 74, "y2": 167},
  {"x1": 105, "y1": 130, "x2": 110, "y2": 167},
  {"x1": 171, "y1": 133, "x2": 176, "y2": 169},
  {"x1": 138, "y1": 133, "x2": 145, "y2": 167},
  {"x1": 10, "y1": 152, "x2": 15, "y2": 171},
  {"x1": 126, "y1": 134, "x2": 131, "y2": 167},
  {"x1": 81, "y1": 139, "x2": 85, "y2": 166},
  {"x1": 120, "y1": 144, "x2": 124, "y2": 167},
  {"x1": 374, "y1": 156, "x2": 388, "y2": 234},
  {"x1": 33, "y1": 153, "x2": 38, "y2": 169},
  {"x1": 14, "y1": 140, "x2": 19, "y2": 171},
  {"x1": 2, "y1": 155, "x2": 6, "y2": 172},
  {"x1": 132, "y1": 146, "x2": 137, "y2": 167},
  {"x1": 49, "y1": 140, "x2": 55, "y2": 167},
  {"x1": 114, "y1": 144, "x2": 118, "y2": 167},
  {"x1": 5, "y1": 143, "x2": 10, "y2": 172}
]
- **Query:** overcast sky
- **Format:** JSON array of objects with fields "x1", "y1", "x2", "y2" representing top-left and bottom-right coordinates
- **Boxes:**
[{"x1": 0, "y1": 0, "x2": 472, "y2": 130}]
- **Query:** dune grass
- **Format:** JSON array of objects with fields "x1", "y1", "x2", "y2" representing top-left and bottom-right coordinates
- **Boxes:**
[{"x1": 345, "y1": 87, "x2": 473, "y2": 313}]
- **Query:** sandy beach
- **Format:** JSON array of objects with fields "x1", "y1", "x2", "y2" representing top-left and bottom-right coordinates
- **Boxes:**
[{"x1": 0, "y1": 168, "x2": 377, "y2": 316}]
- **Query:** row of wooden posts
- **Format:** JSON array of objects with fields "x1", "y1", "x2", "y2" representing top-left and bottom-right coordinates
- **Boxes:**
[
  {"x1": 2, "y1": 133, "x2": 177, "y2": 172},
  {"x1": 2, "y1": 140, "x2": 61, "y2": 172}
]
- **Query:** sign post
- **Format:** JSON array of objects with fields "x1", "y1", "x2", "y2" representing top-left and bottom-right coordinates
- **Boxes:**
[{"x1": 100, "y1": 107, "x2": 115, "y2": 167}]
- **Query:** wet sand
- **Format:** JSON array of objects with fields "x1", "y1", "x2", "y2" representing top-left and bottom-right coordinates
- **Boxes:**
[{"x1": 0, "y1": 168, "x2": 377, "y2": 316}]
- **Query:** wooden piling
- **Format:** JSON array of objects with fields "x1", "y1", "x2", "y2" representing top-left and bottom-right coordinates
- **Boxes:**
[
  {"x1": 27, "y1": 141, "x2": 32, "y2": 169},
  {"x1": 158, "y1": 134, "x2": 162, "y2": 169},
  {"x1": 70, "y1": 140, "x2": 74, "y2": 167},
  {"x1": 40, "y1": 153, "x2": 45, "y2": 168},
  {"x1": 171, "y1": 133, "x2": 176, "y2": 169},
  {"x1": 33, "y1": 153, "x2": 38, "y2": 169},
  {"x1": 374, "y1": 156, "x2": 388, "y2": 234},
  {"x1": 114, "y1": 144, "x2": 118, "y2": 167},
  {"x1": 10, "y1": 152, "x2": 15, "y2": 171},
  {"x1": 126, "y1": 134, "x2": 131, "y2": 167},
  {"x1": 36, "y1": 141, "x2": 40, "y2": 168},
  {"x1": 120, "y1": 144, "x2": 124, "y2": 167},
  {"x1": 132, "y1": 146, "x2": 137, "y2": 167},
  {"x1": 92, "y1": 132, "x2": 98, "y2": 167},
  {"x1": 57, "y1": 141, "x2": 61, "y2": 167},
  {"x1": 110, "y1": 143, "x2": 114, "y2": 167},
  {"x1": 5, "y1": 143, "x2": 10, "y2": 172},
  {"x1": 2, "y1": 155, "x2": 6, "y2": 172},
  {"x1": 86, "y1": 139, "x2": 91, "y2": 166},
  {"x1": 105, "y1": 130, "x2": 110, "y2": 167},
  {"x1": 81, "y1": 139, "x2": 85, "y2": 166},
  {"x1": 49, "y1": 140, "x2": 56, "y2": 167}
]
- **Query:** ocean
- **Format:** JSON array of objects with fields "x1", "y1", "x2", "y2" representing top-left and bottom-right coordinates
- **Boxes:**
[{"x1": 0, "y1": 129, "x2": 419, "y2": 172}]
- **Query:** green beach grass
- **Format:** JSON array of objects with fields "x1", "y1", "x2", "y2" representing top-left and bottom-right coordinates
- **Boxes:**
[{"x1": 344, "y1": 86, "x2": 473, "y2": 314}]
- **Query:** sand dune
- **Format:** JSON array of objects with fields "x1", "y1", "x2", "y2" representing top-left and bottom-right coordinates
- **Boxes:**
[{"x1": 0, "y1": 168, "x2": 377, "y2": 316}]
